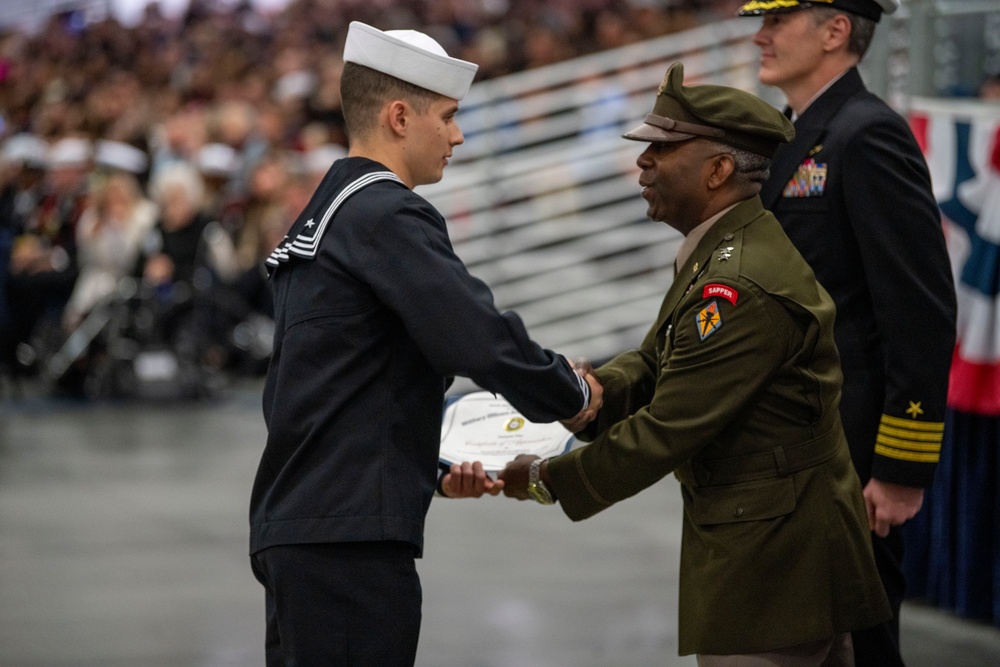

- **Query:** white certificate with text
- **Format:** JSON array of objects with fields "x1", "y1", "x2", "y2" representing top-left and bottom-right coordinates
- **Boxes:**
[{"x1": 439, "y1": 391, "x2": 575, "y2": 472}]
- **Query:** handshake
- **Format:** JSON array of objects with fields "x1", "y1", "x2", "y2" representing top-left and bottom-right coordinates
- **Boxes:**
[{"x1": 440, "y1": 357, "x2": 603, "y2": 500}]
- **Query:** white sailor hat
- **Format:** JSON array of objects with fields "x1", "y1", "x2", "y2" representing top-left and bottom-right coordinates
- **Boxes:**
[
  {"x1": 343, "y1": 21, "x2": 478, "y2": 101},
  {"x1": 48, "y1": 137, "x2": 92, "y2": 168},
  {"x1": 94, "y1": 140, "x2": 148, "y2": 174},
  {"x1": 1, "y1": 133, "x2": 48, "y2": 168}
]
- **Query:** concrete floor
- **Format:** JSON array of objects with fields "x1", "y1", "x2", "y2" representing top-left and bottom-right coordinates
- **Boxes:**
[{"x1": 2, "y1": 381, "x2": 999, "y2": 667}]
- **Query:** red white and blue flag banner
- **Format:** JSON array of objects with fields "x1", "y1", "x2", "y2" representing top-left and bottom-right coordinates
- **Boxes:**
[
  {"x1": 903, "y1": 100, "x2": 1000, "y2": 623},
  {"x1": 911, "y1": 98, "x2": 1000, "y2": 416}
]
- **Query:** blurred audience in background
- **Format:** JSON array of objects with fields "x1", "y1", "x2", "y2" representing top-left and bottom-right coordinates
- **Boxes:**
[{"x1": 0, "y1": 0, "x2": 746, "y2": 395}]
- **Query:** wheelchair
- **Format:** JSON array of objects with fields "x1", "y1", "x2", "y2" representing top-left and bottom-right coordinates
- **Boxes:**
[{"x1": 46, "y1": 270, "x2": 274, "y2": 400}]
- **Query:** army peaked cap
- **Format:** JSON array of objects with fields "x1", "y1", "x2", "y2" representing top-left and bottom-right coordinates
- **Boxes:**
[
  {"x1": 622, "y1": 62, "x2": 794, "y2": 158},
  {"x1": 737, "y1": 0, "x2": 899, "y2": 22}
]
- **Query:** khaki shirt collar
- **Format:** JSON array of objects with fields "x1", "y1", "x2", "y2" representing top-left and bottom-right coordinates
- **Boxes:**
[{"x1": 675, "y1": 202, "x2": 740, "y2": 273}]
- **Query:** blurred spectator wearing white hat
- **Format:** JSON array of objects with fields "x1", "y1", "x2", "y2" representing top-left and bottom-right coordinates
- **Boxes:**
[
  {"x1": 132, "y1": 162, "x2": 248, "y2": 376},
  {"x1": 0, "y1": 133, "x2": 49, "y2": 372},
  {"x1": 93, "y1": 140, "x2": 150, "y2": 182},
  {"x1": 63, "y1": 139, "x2": 156, "y2": 337},
  {"x1": 3, "y1": 136, "x2": 91, "y2": 376},
  {"x1": 195, "y1": 142, "x2": 245, "y2": 236},
  {"x1": 13, "y1": 136, "x2": 90, "y2": 275},
  {"x1": 62, "y1": 171, "x2": 157, "y2": 331},
  {"x1": 137, "y1": 161, "x2": 238, "y2": 292},
  {"x1": 0, "y1": 133, "x2": 48, "y2": 235}
]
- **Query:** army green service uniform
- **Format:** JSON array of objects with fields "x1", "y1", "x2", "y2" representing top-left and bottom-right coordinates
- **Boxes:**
[{"x1": 549, "y1": 197, "x2": 891, "y2": 655}]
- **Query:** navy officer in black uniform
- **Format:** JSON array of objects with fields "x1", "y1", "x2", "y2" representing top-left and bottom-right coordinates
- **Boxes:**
[
  {"x1": 739, "y1": 2, "x2": 957, "y2": 664},
  {"x1": 249, "y1": 21, "x2": 601, "y2": 666}
]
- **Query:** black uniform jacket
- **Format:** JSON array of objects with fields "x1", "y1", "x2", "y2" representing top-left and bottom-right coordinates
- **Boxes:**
[
  {"x1": 761, "y1": 67, "x2": 956, "y2": 488},
  {"x1": 549, "y1": 198, "x2": 891, "y2": 655},
  {"x1": 250, "y1": 158, "x2": 587, "y2": 556}
]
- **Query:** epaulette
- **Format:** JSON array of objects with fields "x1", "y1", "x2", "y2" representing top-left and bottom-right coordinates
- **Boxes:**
[{"x1": 703, "y1": 229, "x2": 743, "y2": 281}]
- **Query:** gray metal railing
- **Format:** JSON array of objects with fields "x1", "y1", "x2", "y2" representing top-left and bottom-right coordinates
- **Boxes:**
[
  {"x1": 873, "y1": 0, "x2": 1000, "y2": 105},
  {"x1": 426, "y1": 3, "x2": 999, "y2": 364},
  {"x1": 423, "y1": 19, "x2": 763, "y2": 363}
]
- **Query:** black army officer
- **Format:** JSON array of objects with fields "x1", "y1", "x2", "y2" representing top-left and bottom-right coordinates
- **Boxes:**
[{"x1": 501, "y1": 62, "x2": 890, "y2": 666}]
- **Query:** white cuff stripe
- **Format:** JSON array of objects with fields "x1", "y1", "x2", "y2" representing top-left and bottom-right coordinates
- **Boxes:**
[{"x1": 577, "y1": 372, "x2": 590, "y2": 413}]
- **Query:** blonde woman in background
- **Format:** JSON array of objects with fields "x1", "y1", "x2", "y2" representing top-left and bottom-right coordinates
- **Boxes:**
[{"x1": 62, "y1": 171, "x2": 156, "y2": 331}]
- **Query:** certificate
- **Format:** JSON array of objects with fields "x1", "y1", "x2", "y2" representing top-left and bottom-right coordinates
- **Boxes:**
[{"x1": 439, "y1": 391, "x2": 574, "y2": 472}]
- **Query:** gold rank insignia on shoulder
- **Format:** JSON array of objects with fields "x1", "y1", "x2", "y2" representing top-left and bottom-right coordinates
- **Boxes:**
[
  {"x1": 783, "y1": 158, "x2": 827, "y2": 198},
  {"x1": 696, "y1": 300, "x2": 722, "y2": 341}
]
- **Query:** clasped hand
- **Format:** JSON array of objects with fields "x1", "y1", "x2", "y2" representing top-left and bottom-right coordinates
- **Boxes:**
[
  {"x1": 443, "y1": 358, "x2": 603, "y2": 501},
  {"x1": 499, "y1": 359, "x2": 603, "y2": 501},
  {"x1": 561, "y1": 357, "x2": 603, "y2": 433},
  {"x1": 496, "y1": 454, "x2": 538, "y2": 501},
  {"x1": 439, "y1": 461, "x2": 504, "y2": 498}
]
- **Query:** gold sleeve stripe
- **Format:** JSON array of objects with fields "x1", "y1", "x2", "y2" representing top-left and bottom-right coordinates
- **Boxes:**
[
  {"x1": 880, "y1": 414, "x2": 945, "y2": 432},
  {"x1": 877, "y1": 425, "x2": 944, "y2": 442},
  {"x1": 876, "y1": 434, "x2": 941, "y2": 452},
  {"x1": 875, "y1": 443, "x2": 940, "y2": 463}
]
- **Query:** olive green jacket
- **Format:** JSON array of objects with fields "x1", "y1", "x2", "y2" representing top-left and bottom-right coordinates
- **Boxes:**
[{"x1": 548, "y1": 197, "x2": 891, "y2": 655}]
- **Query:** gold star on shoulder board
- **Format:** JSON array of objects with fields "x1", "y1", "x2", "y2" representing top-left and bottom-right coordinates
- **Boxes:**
[{"x1": 906, "y1": 401, "x2": 924, "y2": 419}]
